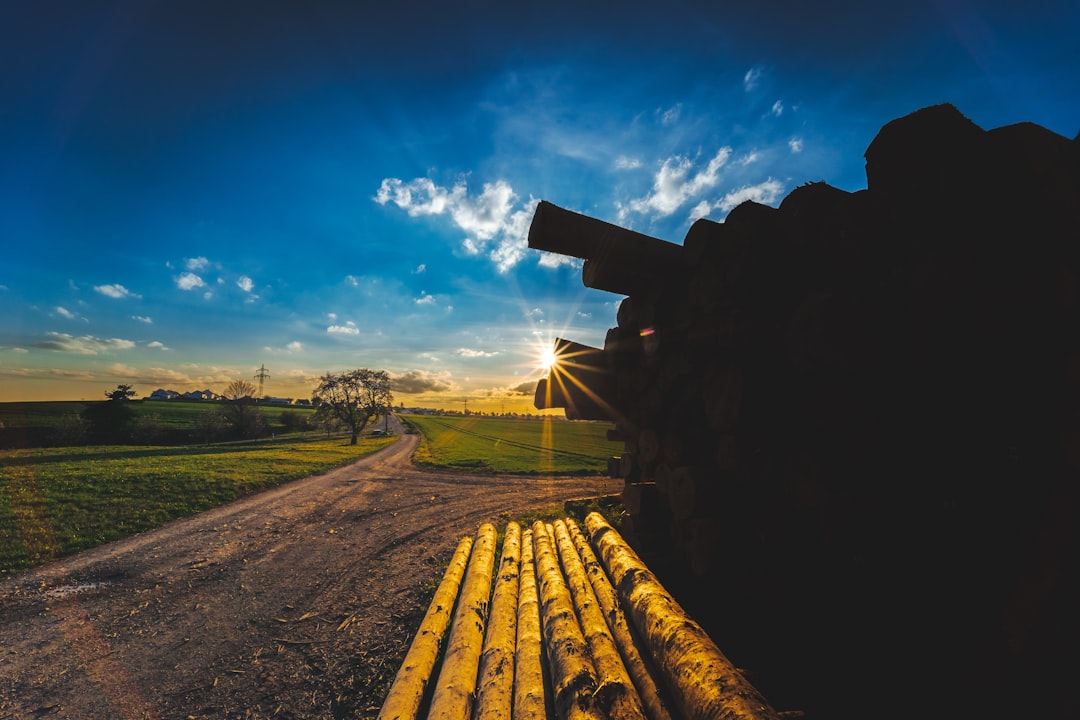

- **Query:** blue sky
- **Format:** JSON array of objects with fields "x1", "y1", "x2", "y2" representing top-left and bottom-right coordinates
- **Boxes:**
[{"x1": 2, "y1": 0, "x2": 1078, "y2": 410}]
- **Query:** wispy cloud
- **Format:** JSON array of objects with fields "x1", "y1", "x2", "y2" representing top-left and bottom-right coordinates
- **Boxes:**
[
  {"x1": 415, "y1": 292, "x2": 436, "y2": 306},
  {"x1": 622, "y1": 147, "x2": 732, "y2": 219},
  {"x1": 185, "y1": 256, "x2": 210, "y2": 271},
  {"x1": 614, "y1": 156, "x2": 643, "y2": 170},
  {"x1": 132, "y1": 315, "x2": 153, "y2": 324},
  {"x1": 412, "y1": 264, "x2": 426, "y2": 274},
  {"x1": 237, "y1": 276, "x2": 254, "y2": 292},
  {"x1": 327, "y1": 321, "x2": 359, "y2": 335},
  {"x1": 94, "y1": 283, "x2": 139, "y2": 299},
  {"x1": 656, "y1": 103, "x2": 682, "y2": 126},
  {"x1": 458, "y1": 348, "x2": 499, "y2": 358},
  {"x1": 53, "y1": 306, "x2": 79, "y2": 320},
  {"x1": 176, "y1": 272, "x2": 206, "y2": 291},
  {"x1": 32, "y1": 332, "x2": 136, "y2": 355},
  {"x1": 789, "y1": 137, "x2": 804, "y2": 153},
  {"x1": 771, "y1": 100, "x2": 784, "y2": 117},
  {"x1": 744, "y1": 66, "x2": 763, "y2": 91},
  {"x1": 147, "y1": 340, "x2": 169, "y2": 350},
  {"x1": 716, "y1": 178, "x2": 786, "y2": 213},
  {"x1": 375, "y1": 176, "x2": 539, "y2": 273}
]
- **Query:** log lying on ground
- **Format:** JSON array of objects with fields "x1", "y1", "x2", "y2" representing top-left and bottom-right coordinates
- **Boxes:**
[
  {"x1": 565, "y1": 518, "x2": 673, "y2": 720},
  {"x1": 514, "y1": 528, "x2": 551, "y2": 720},
  {"x1": 427, "y1": 523, "x2": 497, "y2": 720},
  {"x1": 474, "y1": 522, "x2": 522, "y2": 720},
  {"x1": 531, "y1": 520, "x2": 603, "y2": 720},
  {"x1": 584, "y1": 512, "x2": 782, "y2": 720},
  {"x1": 377, "y1": 535, "x2": 475, "y2": 720},
  {"x1": 553, "y1": 519, "x2": 648, "y2": 720}
]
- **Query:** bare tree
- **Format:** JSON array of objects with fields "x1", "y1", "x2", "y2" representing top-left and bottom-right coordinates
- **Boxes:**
[
  {"x1": 222, "y1": 379, "x2": 266, "y2": 439},
  {"x1": 312, "y1": 369, "x2": 393, "y2": 445}
]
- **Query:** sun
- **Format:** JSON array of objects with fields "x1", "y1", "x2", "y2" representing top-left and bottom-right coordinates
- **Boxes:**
[{"x1": 539, "y1": 347, "x2": 558, "y2": 373}]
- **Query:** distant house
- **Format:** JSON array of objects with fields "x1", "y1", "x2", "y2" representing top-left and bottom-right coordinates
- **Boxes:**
[
  {"x1": 294, "y1": 398, "x2": 312, "y2": 406},
  {"x1": 265, "y1": 397, "x2": 293, "y2": 405},
  {"x1": 148, "y1": 389, "x2": 179, "y2": 401},
  {"x1": 182, "y1": 389, "x2": 217, "y2": 401}
]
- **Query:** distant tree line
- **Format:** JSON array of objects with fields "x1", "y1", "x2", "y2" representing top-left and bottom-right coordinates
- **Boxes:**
[{"x1": 40, "y1": 370, "x2": 395, "y2": 448}]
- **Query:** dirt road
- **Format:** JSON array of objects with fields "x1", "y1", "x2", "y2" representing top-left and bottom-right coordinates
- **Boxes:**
[{"x1": 0, "y1": 426, "x2": 620, "y2": 719}]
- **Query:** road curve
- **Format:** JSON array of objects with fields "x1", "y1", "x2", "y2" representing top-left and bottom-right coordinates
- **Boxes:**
[{"x1": 0, "y1": 427, "x2": 620, "y2": 719}]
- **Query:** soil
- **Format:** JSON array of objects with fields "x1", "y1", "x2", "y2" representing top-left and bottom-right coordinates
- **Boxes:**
[{"x1": 0, "y1": 418, "x2": 621, "y2": 720}]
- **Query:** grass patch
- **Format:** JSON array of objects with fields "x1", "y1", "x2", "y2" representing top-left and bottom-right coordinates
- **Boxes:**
[
  {"x1": 405, "y1": 414, "x2": 620, "y2": 475},
  {"x1": 0, "y1": 434, "x2": 395, "y2": 574}
]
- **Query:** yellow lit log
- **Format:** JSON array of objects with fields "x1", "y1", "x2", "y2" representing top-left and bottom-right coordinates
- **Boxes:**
[
  {"x1": 584, "y1": 512, "x2": 782, "y2": 720},
  {"x1": 552, "y1": 519, "x2": 647, "y2": 720},
  {"x1": 565, "y1": 517, "x2": 673, "y2": 720},
  {"x1": 427, "y1": 523, "x2": 497, "y2": 720},
  {"x1": 531, "y1": 520, "x2": 603, "y2": 720},
  {"x1": 376, "y1": 535, "x2": 474, "y2": 720},
  {"x1": 474, "y1": 522, "x2": 522, "y2": 720},
  {"x1": 513, "y1": 529, "x2": 550, "y2": 720}
]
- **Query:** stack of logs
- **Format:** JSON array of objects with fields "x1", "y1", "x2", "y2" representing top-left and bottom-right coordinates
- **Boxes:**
[
  {"x1": 377, "y1": 514, "x2": 784, "y2": 720},
  {"x1": 531, "y1": 104, "x2": 1080, "y2": 718}
]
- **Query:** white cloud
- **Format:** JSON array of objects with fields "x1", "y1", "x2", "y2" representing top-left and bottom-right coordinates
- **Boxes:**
[
  {"x1": 614, "y1": 156, "x2": 643, "y2": 170},
  {"x1": 54, "y1": 306, "x2": 77, "y2": 320},
  {"x1": 132, "y1": 315, "x2": 153, "y2": 324},
  {"x1": 657, "y1": 103, "x2": 682, "y2": 126},
  {"x1": 237, "y1": 276, "x2": 254, "y2": 292},
  {"x1": 744, "y1": 66, "x2": 763, "y2": 91},
  {"x1": 327, "y1": 321, "x2": 359, "y2": 335},
  {"x1": 147, "y1": 341, "x2": 169, "y2": 350},
  {"x1": 789, "y1": 137, "x2": 804, "y2": 153},
  {"x1": 176, "y1": 272, "x2": 206, "y2": 291},
  {"x1": 94, "y1": 283, "x2": 139, "y2": 299},
  {"x1": 32, "y1": 332, "x2": 136, "y2": 355},
  {"x1": 458, "y1": 348, "x2": 499, "y2": 358},
  {"x1": 537, "y1": 251, "x2": 579, "y2": 270},
  {"x1": 344, "y1": 275, "x2": 359, "y2": 286},
  {"x1": 689, "y1": 200, "x2": 713, "y2": 220},
  {"x1": 413, "y1": 264, "x2": 426, "y2": 274},
  {"x1": 771, "y1": 100, "x2": 784, "y2": 117},
  {"x1": 716, "y1": 178, "x2": 786, "y2": 212},
  {"x1": 415, "y1": 292, "x2": 436, "y2": 306},
  {"x1": 327, "y1": 312, "x2": 338, "y2": 321},
  {"x1": 185, "y1": 256, "x2": 209, "y2": 271},
  {"x1": 287, "y1": 341, "x2": 303, "y2": 352},
  {"x1": 624, "y1": 147, "x2": 732, "y2": 218},
  {"x1": 739, "y1": 152, "x2": 760, "y2": 166},
  {"x1": 202, "y1": 290, "x2": 214, "y2": 301},
  {"x1": 375, "y1": 176, "x2": 539, "y2": 273}
]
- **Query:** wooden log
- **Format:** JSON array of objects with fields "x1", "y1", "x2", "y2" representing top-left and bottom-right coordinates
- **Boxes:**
[
  {"x1": 514, "y1": 529, "x2": 551, "y2": 720},
  {"x1": 531, "y1": 520, "x2": 603, "y2": 720},
  {"x1": 621, "y1": 482, "x2": 658, "y2": 518},
  {"x1": 474, "y1": 522, "x2": 522, "y2": 720},
  {"x1": 667, "y1": 466, "x2": 698, "y2": 521},
  {"x1": 377, "y1": 535, "x2": 474, "y2": 720},
  {"x1": 528, "y1": 201, "x2": 685, "y2": 278},
  {"x1": 584, "y1": 512, "x2": 782, "y2": 720},
  {"x1": 428, "y1": 523, "x2": 497, "y2": 720},
  {"x1": 552, "y1": 519, "x2": 648, "y2": 720},
  {"x1": 540, "y1": 338, "x2": 617, "y2": 421},
  {"x1": 565, "y1": 518, "x2": 674, "y2": 720}
]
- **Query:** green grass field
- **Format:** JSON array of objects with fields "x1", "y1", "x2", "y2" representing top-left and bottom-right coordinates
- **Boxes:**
[
  {"x1": 405, "y1": 414, "x2": 620, "y2": 475},
  {"x1": 0, "y1": 399, "x2": 313, "y2": 430},
  {"x1": 0, "y1": 435, "x2": 394, "y2": 574}
]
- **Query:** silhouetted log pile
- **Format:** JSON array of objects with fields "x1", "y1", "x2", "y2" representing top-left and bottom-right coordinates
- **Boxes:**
[{"x1": 529, "y1": 104, "x2": 1080, "y2": 719}]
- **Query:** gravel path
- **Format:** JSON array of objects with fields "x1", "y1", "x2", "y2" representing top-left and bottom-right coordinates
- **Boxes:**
[{"x1": 0, "y1": 424, "x2": 619, "y2": 719}]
